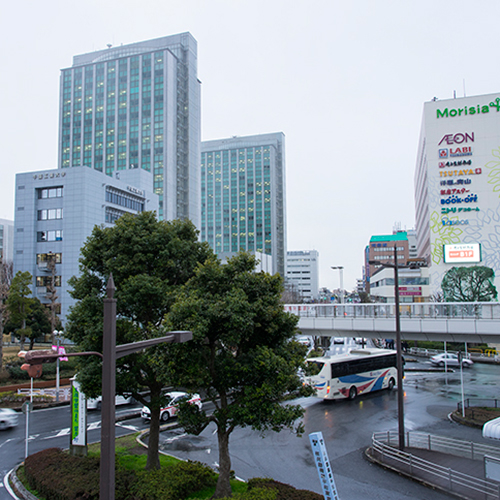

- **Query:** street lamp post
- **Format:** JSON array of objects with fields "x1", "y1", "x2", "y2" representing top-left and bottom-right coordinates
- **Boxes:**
[
  {"x1": 369, "y1": 245, "x2": 405, "y2": 450},
  {"x1": 53, "y1": 329, "x2": 63, "y2": 402},
  {"x1": 331, "y1": 266, "x2": 344, "y2": 304}
]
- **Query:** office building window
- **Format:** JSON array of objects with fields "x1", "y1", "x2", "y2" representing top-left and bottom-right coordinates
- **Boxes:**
[
  {"x1": 37, "y1": 209, "x2": 63, "y2": 220},
  {"x1": 37, "y1": 187, "x2": 63, "y2": 199},
  {"x1": 37, "y1": 230, "x2": 63, "y2": 242}
]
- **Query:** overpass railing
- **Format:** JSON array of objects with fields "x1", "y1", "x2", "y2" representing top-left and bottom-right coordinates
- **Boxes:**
[{"x1": 284, "y1": 302, "x2": 500, "y2": 320}]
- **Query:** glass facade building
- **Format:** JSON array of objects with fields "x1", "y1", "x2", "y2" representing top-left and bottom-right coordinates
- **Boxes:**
[
  {"x1": 58, "y1": 33, "x2": 200, "y2": 226},
  {"x1": 201, "y1": 133, "x2": 286, "y2": 276}
]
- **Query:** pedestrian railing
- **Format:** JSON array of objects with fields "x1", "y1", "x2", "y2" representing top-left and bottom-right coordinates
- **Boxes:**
[
  {"x1": 17, "y1": 387, "x2": 71, "y2": 400},
  {"x1": 457, "y1": 399, "x2": 500, "y2": 413},
  {"x1": 371, "y1": 431, "x2": 500, "y2": 499},
  {"x1": 285, "y1": 302, "x2": 500, "y2": 320}
]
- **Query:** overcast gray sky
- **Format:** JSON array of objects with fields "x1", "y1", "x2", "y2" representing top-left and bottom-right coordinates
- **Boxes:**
[{"x1": 1, "y1": 0, "x2": 499, "y2": 291}]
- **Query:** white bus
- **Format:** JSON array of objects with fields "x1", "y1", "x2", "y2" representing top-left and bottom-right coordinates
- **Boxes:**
[{"x1": 305, "y1": 348, "x2": 398, "y2": 400}]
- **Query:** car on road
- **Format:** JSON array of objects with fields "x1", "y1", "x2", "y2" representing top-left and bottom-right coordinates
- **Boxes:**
[
  {"x1": 0, "y1": 408, "x2": 19, "y2": 430},
  {"x1": 296, "y1": 336, "x2": 311, "y2": 347},
  {"x1": 141, "y1": 391, "x2": 202, "y2": 422},
  {"x1": 430, "y1": 353, "x2": 474, "y2": 368},
  {"x1": 87, "y1": 394, "x2": 133, "y2": 410},
  {"x1": 333, "y1": 337, "x2": 345, "y2": 344}
]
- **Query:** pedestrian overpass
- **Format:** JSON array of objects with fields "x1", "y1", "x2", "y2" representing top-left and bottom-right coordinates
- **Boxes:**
[{"x1": 284, "y1": 303, "x2": 500, "y2": 343}]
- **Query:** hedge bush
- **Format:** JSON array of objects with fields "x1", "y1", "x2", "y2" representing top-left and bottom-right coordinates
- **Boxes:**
[
  {"x1": 24, "y1": 448, "x2": 217, "y2": 500},
  {"x1": 247, "y1": 478, "x2": 324, "y2": 500}
]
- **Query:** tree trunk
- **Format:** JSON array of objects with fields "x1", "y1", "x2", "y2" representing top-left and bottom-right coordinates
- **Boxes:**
[
  {"x1": 146, "y1": 386, "x2": 163, "y2": 470},
  {"x1": 214, "y1": 426, "x2": 233, "y2": 498}
]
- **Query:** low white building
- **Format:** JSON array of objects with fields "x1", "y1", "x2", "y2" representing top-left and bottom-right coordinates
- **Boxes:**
[
  {"x1": 370, "y1": 266, "x2": 431, "y2": 303},
  {"x1": 286, "y1": 250, "x2": 319, "y2": 302}
]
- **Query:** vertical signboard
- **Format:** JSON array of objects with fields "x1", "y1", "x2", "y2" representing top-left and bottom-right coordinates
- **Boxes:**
[
  {"x1": 309, "y1": 431, "x2": 340, "y2": 500},
  {"x1": 71, "y1": 379, "x2": 87, "y2": 446}
]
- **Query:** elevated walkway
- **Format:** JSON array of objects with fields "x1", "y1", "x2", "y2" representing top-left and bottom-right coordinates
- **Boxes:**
[{"x1": 285, "y1": 303, "x2": 500, "y2": 342}]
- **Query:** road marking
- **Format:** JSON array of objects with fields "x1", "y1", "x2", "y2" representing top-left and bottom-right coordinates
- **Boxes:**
[
  {"x1": 4, "y1": 469, "x2": 22, "y2": 500},
  {"x1": 117, "y1": 423, "x2": 139, "y2": 431},
  {"x1": 88, "y1": 422, "x2": 101, "y2": 430},
  {"x1": 27, "y1": 434, "x2": 39, "y2": 442},
  {"x1": 163, "y1": 433, "x2": 187, "y2": 443},
  {"x1": 0, "y1": 438, "x2": 15, "y2": 450}
]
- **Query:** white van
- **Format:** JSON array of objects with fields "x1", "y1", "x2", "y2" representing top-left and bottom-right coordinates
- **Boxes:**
[{"x1": 86, "y1": 394, "x2": 133, "y2": 410}]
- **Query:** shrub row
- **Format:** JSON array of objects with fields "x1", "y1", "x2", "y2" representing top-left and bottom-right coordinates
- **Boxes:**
[{"x1": 24, "y1": 448, "x2": 217, "y2": 500}]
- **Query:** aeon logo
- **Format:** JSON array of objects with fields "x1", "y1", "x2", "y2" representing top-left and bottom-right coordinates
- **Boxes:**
[
  {"x1": 439, "y1": 132, "x2": 474, "y2": 145},
  {"x1": 442, "y1": 218, "x2": 469, "y2": 226}
]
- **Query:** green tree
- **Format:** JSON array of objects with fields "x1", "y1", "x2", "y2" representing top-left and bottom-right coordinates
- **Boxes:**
[
  {"x1": 0, "y1": 261, "x2": 13, "y2": 369},
  {"x1": 5, "y1": 297, "x2": 52, "y2": 349},
  {"x1": 6, "y1": 271, "x2": 33, "y2": 349},
  {"x1": 165, "y1": 253, "x2": 312, "y2": 499},
  {"x1": 65, "y1": 212, "x2": 212, "y2": 470},
  {"x1": 441, "y1": 266, "x2": 498, "y2": 302}
]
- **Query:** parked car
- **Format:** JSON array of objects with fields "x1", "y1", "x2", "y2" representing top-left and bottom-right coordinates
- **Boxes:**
[
  {"x1": 333, "y1": 337, "x2": 345, "y2": 345},
  {"x1": 87, "y1": 394, "x2": 133, "y2": 410},
  {"x1": 141, "y1": 391, "x2": 202, "y2": 422},
  {"x1": 430, "y1": 353, "x2": 473, "y2": 368},
  {"x1": 0, "y1": 408, "x2": 19, "y2": 430},
  {"x1": 296, "y1": 336, "x2": 311, "y2": 348}
]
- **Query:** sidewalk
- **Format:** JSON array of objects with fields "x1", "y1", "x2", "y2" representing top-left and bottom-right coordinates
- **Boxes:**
[{"x1": 366, "y1": 436, "x2": 500, "y2": 500}]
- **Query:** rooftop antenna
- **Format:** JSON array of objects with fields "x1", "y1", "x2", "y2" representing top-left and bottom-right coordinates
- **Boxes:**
[
  {"x1": 107, "y1": 44, "x2": 112, "y2": 49},
  {"x1": 463, "y1": 79, "x2": 467, "y2": 97},
  {"x1": 453, "y1": 90, "x2": 456, "y2": 99}
]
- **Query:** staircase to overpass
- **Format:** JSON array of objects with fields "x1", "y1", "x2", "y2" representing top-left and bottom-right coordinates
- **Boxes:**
[{"x1": 285, "y1": 303, "x2": 500, "y2": 343}]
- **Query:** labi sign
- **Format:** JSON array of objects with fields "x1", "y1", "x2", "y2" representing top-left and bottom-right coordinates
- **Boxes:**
[{"x1": 437, "y1": 97, "x2": 500, "y2": 118}]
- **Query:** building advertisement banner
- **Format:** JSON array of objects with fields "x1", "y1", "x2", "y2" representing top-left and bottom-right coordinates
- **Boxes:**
[{"x1": 443, "y1": 243, "x2": 481, "y2": 264}]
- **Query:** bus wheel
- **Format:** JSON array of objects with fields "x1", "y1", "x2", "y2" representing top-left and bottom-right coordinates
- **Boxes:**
[
  {"x1": 348, "y1": 386, "x2": 357, "y2": 400},
  {"x1": 388, "y1": 378, "x2": 395, "y2": 391}
]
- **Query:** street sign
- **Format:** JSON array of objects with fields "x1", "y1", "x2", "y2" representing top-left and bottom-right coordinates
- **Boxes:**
[
  {"x1": 22, "y1": 401, "x2": 32, "y2": 414},
  {"x1": 309, "y1": 431, "x2": 340, "y2": 500}
]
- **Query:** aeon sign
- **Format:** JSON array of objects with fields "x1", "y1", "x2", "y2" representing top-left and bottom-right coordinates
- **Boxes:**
[{"x1": 439, "y1": 132, "x2": 474, "y2": 145}]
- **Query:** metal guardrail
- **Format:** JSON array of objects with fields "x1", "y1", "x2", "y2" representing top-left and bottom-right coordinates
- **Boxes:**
[
  {"x1": 458, "y1": 399, "x2": 500, "y2": 413},
  {"x1": 285, "y1": 302, "x2": 500, "y2": 320},
  {"x1": 372, "y1": 431, "x2": 500, "y2": 499}
]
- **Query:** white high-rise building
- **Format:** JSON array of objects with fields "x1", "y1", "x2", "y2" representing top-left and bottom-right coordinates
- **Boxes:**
[
  {"x1": 286, "y1": 250, "x2": 319, "y2": 302},
  {"x1": 0, "y1": 219, "x2": 14, "y2": 263},
  {"x1": 414, "y1": 92, "x2": 500, "y2": 293}
]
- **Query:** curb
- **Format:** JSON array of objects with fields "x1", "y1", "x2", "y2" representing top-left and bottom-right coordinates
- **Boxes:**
[
  {"x1": 7, "y1": 466, "x2": 38, "y2": 500},
  {"x1": 364, "y1": 447, "x2": 469, "y2": 500}
]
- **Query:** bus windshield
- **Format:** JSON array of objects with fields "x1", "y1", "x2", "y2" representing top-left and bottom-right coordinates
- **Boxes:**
[{"x1": 305, "y1": 360, "x2": 324, "y2": 376}]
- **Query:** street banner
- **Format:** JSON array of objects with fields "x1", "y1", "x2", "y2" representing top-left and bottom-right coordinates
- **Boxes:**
[{"x1": 71, "y1": 379, "x2": 87, "y2": 446}]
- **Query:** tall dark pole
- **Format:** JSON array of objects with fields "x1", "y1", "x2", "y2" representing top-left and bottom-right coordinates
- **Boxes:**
[
  {"x1": 393, "y1": 245, "x2": 405, "y2": 451},
  {"x1": 101, "y1": 275, "x2": 116, "y2": 500}
]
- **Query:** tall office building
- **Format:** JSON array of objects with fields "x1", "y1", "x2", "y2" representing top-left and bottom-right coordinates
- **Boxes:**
[
  {"x1": 201, "y1": 133, "x2": 287, "y2": 276},
  {"x1": 58, "y1": 33, "x2": 200, "y2": 226},
  {"x1": 414, "y1": 92, "x2": 500, "y2": 293}
]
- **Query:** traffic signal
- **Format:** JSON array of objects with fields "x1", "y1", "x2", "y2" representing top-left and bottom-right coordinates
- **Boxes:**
[{"x1": 18, "y1": 349, "x2": 59, "y2": 378}]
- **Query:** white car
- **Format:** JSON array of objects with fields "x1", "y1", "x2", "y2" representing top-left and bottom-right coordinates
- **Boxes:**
[
  {"x1": 430, "y1": 353, "x2": 473, "y2": 368},
  {"x1": 0, "y1": 408, "x2": 19, "y2": 430},
  {"x1": 141, "y1": 391, "x2": 202, "y2": 422},
  {"x1": 296, "y1": 336, "x2": 311, "y2": 347},
  {"x1": 333, "y1": 337, "x2": 345, "y2": 345},
  {"x1": 87, "y1": 394, "x2": 133, "y2": 410}
]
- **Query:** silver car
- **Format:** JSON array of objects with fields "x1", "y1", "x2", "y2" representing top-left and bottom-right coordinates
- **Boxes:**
[
  {"x1": 430, "y1": 353, "x2": 473, "y2": 368},
  {"x1": 0, "y1": 408, "x2": 19, "y2": 430}
]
